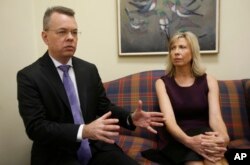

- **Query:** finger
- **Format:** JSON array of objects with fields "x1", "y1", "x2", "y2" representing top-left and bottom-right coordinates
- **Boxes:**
[
  {"x1": 101, "y1": 130, "x2": 120, "y2": 143},
  {"x1": 103, "y1": 124, "x2": 120, "y2": 131},
  {"x1": 150, "y1": 116, "x2": 165, "y2": 122},
  {"x1": 204, "y1": 153, "x2": 222, "y2": 162},
  {"x1": 97, "y1": 131, "x2": 119, "y2": 144},
  {"x1": 201, "y1": 142, "x2": 217, "y2": 148},
  {"x1": 103, "y1": 118, "x2": 119, "y2": 125},
  {"x1": 201, "y1": 135, "x2": 217, "y2": 141},
  {"x1": 103, "y1": 131, "x2": 119, "y2": 137},
  {"x1": 204, "y1": 145, "x2": 227, "y2": 155},
  {"x1": 149, "y1": 112, "x2": 164, "y2": 117},
  {"x1": 202, "y1": 135, "x2": 224, "y2": 145},
  {"x1": 214, "y1": 140, "x2": 225, "y2": 145},
  {"x1": 214, "y1": 157, "x2": 222, "y2": 162},
  {"x1": 137, "y1": 100, "x2": 142, "y2": 111},
  {"x1": 214, "y1": 153, "x2": 223, "y2": 159},
  {"x1": 150, "y1": 121, "x2": 164, "y2": 127},
  {"x1": 204, "y1": 148, "x2": 219, "y2": 154},
  {"x1": 146, "y1": 126, "x2": 157, "y2": 134},
  {"x1": 202, "y1": 154, "x2": 215, "y2": 163},
  {"x1": 100, "y1": 111, "x2": 112, "y2": 119},
  {"x1": 204, "y1": 131, "x2": 219, "y2": 137},
  {"x1": 212, "y1": 152, "x2": 225, "y2": 158},
  {"x1": 100, "y1": 136, "x2": 116, "y2": 144},
  {"x1": 213, "y1": 146, "x2": 227, "y2": 152}
]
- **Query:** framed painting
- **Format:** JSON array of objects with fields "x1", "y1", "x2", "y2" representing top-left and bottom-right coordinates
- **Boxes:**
[{"x1": 117, "y1": 0, "x2": 219, "y2": 56}]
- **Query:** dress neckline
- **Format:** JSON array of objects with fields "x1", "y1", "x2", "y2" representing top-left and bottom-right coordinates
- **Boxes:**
[{"x1": 173, "y1": 77, "x2": 196, "y2": 88}]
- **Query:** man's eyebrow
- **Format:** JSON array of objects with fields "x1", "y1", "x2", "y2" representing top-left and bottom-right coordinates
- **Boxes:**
[{"x1": 56, "y1": 28, "x2": 78, "y2": 30}]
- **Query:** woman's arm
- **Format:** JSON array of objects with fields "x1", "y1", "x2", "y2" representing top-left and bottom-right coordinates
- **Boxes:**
[
  {"x1": 203, "y1": 75, "x2": 230, "y2": 159},
  {"x1": 155, "y1": 79, "x2": 186, "y2": 141},
  {"x1": 207, "y1": 74, "x2": 230, "y2": 143}
]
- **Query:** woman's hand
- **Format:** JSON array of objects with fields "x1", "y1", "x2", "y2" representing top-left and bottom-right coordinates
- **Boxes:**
[
  {"x1": 185, "y1": 134, "x2": 218, "y2": 162},
  {"x1": 185, "y1": 132, "x2": 227, "y2": 163},
  {"x1": 201, "y1": 132, "x2": 228, "y2": 160}
]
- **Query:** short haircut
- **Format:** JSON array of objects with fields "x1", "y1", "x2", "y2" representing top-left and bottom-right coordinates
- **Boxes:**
[{"x1": 43, "y1": 6, "x2": 75, "y2": 31}]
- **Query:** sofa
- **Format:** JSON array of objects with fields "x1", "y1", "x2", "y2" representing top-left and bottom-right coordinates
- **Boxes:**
[{"x1": 103, "y1": 70, "x2": 250, "y2": 165}]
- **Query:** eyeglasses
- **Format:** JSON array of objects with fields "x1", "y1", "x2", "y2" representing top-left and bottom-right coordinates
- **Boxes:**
[{"x1": 46, "y1": 29, "x2": 81, "y2": 38}]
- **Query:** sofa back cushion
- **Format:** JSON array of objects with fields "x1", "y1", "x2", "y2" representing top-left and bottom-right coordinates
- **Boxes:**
[
  {"x1": 218, "y1": 80, "x2": 250, "y2": 140},
  {"x1": 103, "y1": 70, "x2": 250, "y2": 143},
  {"x1": 103, "y1": 70, "x2": 165, "y2": 141}
]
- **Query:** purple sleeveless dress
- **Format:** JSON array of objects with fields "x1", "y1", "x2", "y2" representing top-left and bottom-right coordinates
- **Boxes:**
[
  {"x1": 161, "y1": 74, "x2": 210, "y2": 132},
  {"x1": 142, "y1": 74, "x2": 212, "y2": 164}
]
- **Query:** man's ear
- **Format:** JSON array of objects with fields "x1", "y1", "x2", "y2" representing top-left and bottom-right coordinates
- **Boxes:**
[{"x1": 41, "y1": 31, "x2": 48, "y2": 45}]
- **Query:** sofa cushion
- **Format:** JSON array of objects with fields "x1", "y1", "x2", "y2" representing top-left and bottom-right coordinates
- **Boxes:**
[
  {"x1": 103, "y1": 70, "x2": 250, "y2": 164},
  {"x1": 115, "y1": 135, "x2": 158, "y2": 165},
  {"x1": 103, "y1": 70, "x2": 165, "y2": 141},
  {"x1": 218, "y1": 80, "x2": 250, "y2": 140}
]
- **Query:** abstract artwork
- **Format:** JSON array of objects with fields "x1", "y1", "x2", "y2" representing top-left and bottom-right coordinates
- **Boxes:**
[{"x1": 118, "y1": 0, "x2": 219, "y2": 56}]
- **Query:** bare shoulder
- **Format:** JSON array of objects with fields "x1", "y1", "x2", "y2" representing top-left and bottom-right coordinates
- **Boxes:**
[
  {"x1": 155, "y1": 78, "x2": 164, "y2": 84},
  {"x1": 206, "y1": 74, "x2": 217, "y2": 81},
  {"x1": 155, "y1": 78, "x2": 165, "y2": 87},
  {"x1": 206, "y1": 74, "x2": 218, "y2": 88},
  {"x1": 155, "y1": 78, "x2": 166, "y2": 90}
]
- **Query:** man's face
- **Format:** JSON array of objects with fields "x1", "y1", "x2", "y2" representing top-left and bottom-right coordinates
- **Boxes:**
[{"x1": 42, "y1": 12, "x2": 78, "y2": 64}]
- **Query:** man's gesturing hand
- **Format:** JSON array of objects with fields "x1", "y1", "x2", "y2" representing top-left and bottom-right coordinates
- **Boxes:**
[
  {"x1": 82, "y1": 111, "x2": 120, "y2": 144},
  {"x1": 131, "y1": 100, "x2": 164, "y2": 134}
]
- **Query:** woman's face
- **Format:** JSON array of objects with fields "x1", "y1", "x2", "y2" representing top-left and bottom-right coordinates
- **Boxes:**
[{"x1": 170, "y1": 37, "x2": 192, "y2": 67}]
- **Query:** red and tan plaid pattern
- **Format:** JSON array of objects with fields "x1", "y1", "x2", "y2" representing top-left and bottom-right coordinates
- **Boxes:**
[
  {"x1": 115, "y1": 135, "x2": 158, "y2": 165},
  {"x1": 103, "y1": 70, "x2": 250, "y2": 163},
  {"x1": 103, "y1": 70, "x2": 165, "y2": 141},
  {"x1": 218, "y1": 80, "x2": 250, "y2": 140}
]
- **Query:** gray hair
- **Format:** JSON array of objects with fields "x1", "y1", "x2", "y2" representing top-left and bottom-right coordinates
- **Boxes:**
[{"x1": 43, "y1": 6, "x2": 75, "y2": 31}]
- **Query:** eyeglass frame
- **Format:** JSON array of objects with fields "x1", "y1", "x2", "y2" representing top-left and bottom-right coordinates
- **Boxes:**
[{"x1": 45, "y1": 28, "x2": 81, "y2": 38}]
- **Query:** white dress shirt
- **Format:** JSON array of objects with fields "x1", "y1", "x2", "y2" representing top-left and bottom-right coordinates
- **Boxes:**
[{"x1": 49, "y1": 55, "x2": 84, "y2": 141}]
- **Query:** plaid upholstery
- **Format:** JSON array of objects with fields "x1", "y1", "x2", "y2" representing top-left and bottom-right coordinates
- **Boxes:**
[
  {"x1": 218, "y1": 80, "x2": 250, "y2": 140},
  {"x1": 115, "y1": 135, "x2": 158, "y2": 165},
  {"x1": 243, "y1": 79, "x2": 250, "y2": 124},
  {"x1": 103, "y1": 70, "x2": 165, "y2": 141},
  {"x1": 103, "y1": 70, "x2": 250, "y2": 163}
]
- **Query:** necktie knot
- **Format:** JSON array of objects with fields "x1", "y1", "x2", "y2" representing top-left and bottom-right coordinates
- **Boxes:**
[{"x1": 58, "y1": 65, "x2": 70, "y2": 73}]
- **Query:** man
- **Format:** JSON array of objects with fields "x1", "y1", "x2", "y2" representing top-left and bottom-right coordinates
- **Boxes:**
[{"x1": 17, "y1": 6, "x2": 164, "y2": 165}]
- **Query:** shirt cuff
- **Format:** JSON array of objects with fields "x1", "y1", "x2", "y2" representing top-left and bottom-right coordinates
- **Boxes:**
[{"x1": 77, "y1": 124, "x2": 84, "y2": 141}]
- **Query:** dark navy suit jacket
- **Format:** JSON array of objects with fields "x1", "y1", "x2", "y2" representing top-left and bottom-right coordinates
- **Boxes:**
[{"x1": 17, "y1": 52, "x2": 134, "y2": 165}]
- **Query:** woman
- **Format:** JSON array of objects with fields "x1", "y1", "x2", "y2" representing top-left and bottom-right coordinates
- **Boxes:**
[{"x1": 142, "y1": 31, "x2": 229, "y2": 165}]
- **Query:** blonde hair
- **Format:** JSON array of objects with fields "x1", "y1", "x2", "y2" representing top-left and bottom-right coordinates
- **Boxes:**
[{"x1": 166, "y1": 31, "x2": 205, "y2": 77}]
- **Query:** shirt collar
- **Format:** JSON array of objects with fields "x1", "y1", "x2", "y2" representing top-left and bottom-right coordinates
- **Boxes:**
[{"x1": 49, "y1": 54, "x2": 73, "y2": 68}]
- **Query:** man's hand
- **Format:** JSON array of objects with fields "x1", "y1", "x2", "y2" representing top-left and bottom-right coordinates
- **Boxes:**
[
  {"x1": 82, "y1": 111, "x2": 120, "y2": 144},
  {"x1": 131, "y1": 100, "x2": 164, "y2": 134}
]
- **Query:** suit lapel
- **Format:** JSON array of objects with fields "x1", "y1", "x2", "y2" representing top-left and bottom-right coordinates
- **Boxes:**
[
  {"x1": 39, "y1": 52, "x2": 71, "y2": 110},
  {"x1": 72, "y1": 58, "x2": 88, "y2": 121}
]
